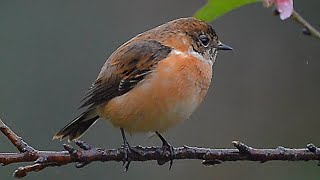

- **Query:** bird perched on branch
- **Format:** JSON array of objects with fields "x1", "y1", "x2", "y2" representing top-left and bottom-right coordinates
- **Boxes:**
[{"x1": 53, "y1": 17, "x2": 232, "y2": 169}]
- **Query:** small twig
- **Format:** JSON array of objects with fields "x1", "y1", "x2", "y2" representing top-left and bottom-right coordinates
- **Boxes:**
[
  {"x1": 1, "y1": 118, "x2": 320, "y2": 178},
  {"x1": 0, "y1": 118, "x2": 35, "y2": 153},
  {"x1": 232, "y1": 141, "x2": 252, "y2": 155},
  {"x1": 291, "y1": 9, "x2": 320, "y2": 40},
  {"x1": 14, "y1": 162, "x2": 61, "y2": 178}
]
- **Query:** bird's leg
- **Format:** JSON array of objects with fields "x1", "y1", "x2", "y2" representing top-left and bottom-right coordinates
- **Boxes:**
[
  {"x1": 155, "y1": 131, "x2": 175, "y2": 169},
  {"x1": 120, "y1": 128, "x2": 132, "y2": 171}
]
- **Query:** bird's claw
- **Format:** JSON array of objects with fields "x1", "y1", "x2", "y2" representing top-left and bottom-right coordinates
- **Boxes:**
[
  {"x1": 161, "y1": 141, "x2": 175, "y2": 170},
  {"x1": 121, "y1": 142, "x2": 132, "y2": 171},
  {"x1": 155, "y1": 131, "x2": 175, "y2": 169}
]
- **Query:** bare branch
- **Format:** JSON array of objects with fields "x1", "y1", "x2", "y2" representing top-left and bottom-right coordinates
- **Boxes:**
[
  {"x1": 271, "y1": 8, "x2": 320, "y2": 40},
  {"x1": 0, "y1": 118, "x2": 35, "y2": 153},
  {"x1": 1, "y1": 118, "x2": 320, "y2": 178},
  {"x1": 291, "y1": 9, "x2": 320, "y2": 40}
]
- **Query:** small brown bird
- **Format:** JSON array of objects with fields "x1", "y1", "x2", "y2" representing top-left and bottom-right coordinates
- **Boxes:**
[{"x1": 53, "y1": 17, "x2": 232, "y2": 168}]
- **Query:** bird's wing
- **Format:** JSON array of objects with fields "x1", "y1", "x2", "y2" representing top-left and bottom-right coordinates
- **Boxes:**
[{"x1": 80, "y1": 40, "x2": 172, "y2": 110}]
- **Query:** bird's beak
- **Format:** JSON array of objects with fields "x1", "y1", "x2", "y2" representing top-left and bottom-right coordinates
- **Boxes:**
[{"x1": 217, "y1": 41, "x2": 233, "y2": 51}]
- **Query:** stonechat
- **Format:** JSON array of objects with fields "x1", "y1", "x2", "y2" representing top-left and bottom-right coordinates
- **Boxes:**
[{"x1": 53, "y1": 17, "x2": 232, "y2": 168}]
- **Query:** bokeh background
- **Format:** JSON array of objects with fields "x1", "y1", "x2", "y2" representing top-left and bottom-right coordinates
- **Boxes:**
[{"x1": 1, "y1": 0, "x2": 320, "y2": 179}]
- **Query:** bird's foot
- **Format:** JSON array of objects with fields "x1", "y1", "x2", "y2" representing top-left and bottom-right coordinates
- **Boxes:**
[
  {"x1": 155, "y1": 131, "x2": 175, "y2": 169},
  {"x1": 161, "y1": 141, "x2": 175, "y2": 170},
  {"x1": 121, "y1": 142, "x2": 133, "y2": 171}
]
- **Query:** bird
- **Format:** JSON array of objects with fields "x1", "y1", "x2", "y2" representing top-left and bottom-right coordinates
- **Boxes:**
[{"x1": 53, "y1": 17, "x2": 232, "y2": 169}]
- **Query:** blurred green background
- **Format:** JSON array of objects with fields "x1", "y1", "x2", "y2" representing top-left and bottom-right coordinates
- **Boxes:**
[{"x1": 1, "y1": 0, "x2": 320, "y2": 179}]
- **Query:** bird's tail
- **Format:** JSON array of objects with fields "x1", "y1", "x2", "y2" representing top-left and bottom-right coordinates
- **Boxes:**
[{"x1": 53, "y1": 109, "x2": 99, "y2": 141}]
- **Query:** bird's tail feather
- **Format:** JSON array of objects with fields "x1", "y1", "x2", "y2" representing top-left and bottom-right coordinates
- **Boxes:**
[{"x1": 53, "y1": 109, "x2": 99, "y2": 141}]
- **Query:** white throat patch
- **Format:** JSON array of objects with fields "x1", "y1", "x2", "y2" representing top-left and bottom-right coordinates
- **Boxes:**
[{"x1": 171, "y1": 49, "x2": 213, "y2": 65}]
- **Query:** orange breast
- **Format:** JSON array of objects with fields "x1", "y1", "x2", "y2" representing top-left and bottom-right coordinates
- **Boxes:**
[{"x1": 98, "y1": 52, "x2": 213, "y2": 133}]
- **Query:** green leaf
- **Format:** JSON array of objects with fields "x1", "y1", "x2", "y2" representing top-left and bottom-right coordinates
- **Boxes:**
[{"x1": 194, "y1": 0, "x2": 259, "y2": 22}]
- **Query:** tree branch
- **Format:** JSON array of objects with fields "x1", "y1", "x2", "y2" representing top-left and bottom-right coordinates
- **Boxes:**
[
  {"x1": 291, "y1": 9, "x2": 320, "y2": 40},
  {"x1": 1, "y1": 117, "x2": 320, "y2": 178}
]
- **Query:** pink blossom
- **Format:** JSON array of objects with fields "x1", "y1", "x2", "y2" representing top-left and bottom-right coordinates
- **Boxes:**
[{"x1": 264, "y1": 0, "x2": 294, "y2": 20}]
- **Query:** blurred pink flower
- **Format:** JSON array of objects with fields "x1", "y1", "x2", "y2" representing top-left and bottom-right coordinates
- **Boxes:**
[{"x1": 264, "y1": 0, "x2": 294, "y2": 20}]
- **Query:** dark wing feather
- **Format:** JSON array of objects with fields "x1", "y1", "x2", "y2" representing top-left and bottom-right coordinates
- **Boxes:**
[{"x1": 80, "y1": 40, "x2": 172, "y2": 109}]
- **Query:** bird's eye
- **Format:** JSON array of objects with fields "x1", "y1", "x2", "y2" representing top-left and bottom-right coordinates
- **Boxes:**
[{"x1": 198, "y1": 34, "x2": 210, "y2": 47}]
